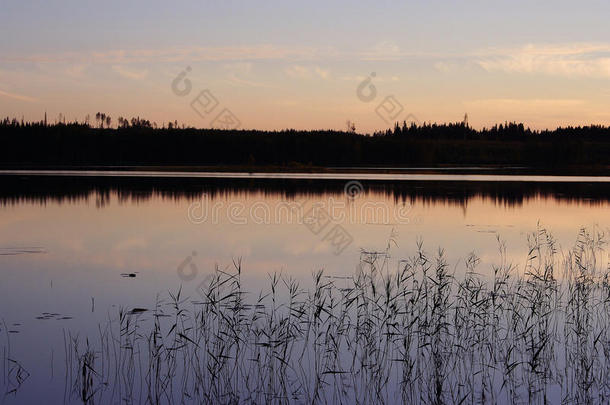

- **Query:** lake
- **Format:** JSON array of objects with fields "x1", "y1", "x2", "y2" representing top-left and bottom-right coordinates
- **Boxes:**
[{"x1": 1, "y1": 171, "x2": 610, "y2": 404}]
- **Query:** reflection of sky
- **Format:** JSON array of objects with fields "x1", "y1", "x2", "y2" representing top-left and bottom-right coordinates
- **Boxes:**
[
  {"x1": 2, "y1": 190, "x2": 609, "y2": 282},
  {"x1": 2, "y1": 1, "x2": 610, "y2": 131},
  {"x1": 1, "y1": 190, "x2": 609, "y2": 311},
  {"x1": 1, "y1": 189, "x2": 609, "y2": 402}
]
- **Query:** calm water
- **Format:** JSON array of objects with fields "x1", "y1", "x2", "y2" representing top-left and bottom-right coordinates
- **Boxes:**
[{"x1": 1, "y1": 172, "x2": 610, "y2": 403}]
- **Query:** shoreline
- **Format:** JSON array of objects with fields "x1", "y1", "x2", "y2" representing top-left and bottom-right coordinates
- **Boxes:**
[{"x1": 2, "y1": 164, "x2": 610, "y2": 177}]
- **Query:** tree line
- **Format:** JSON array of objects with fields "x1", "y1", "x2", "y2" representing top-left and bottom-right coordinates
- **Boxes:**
[{"x1": 1, "y1": 115, "x2": 610, "y2": 168}]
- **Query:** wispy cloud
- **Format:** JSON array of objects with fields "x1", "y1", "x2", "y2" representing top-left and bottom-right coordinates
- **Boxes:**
[
  {"x1": 64, "y1": 64, "x2": 90, "y2": 78},
  {"x1": 434, "y1": 61, "x2": 459, "y2": 73},
  {"x1": 339, "y1": 74, "x2": 399, "y2": 82},
  {"x1": 223, "y1": 62, "x2": 269, "y2": 87},
  {"x1": 285, "y1": 65, "x2": 330, "y2": 80},
  {"x1": 0, "y1": 89, "x2": 38, "y2": 103},
  {"x1": 476, "y1": 43, "x2": 610, "y2": 78},
  {"x1": 361, "y1": 40, "x2": 403, "y2": 61},
  {"x1": 314, "y1": 66, "x2": 330, "y2": 79},
  {"x1": 3, "y1": 45, "x2": 327, "y2": 65},
  {"x1": 111, "y1": 65, "x2": 148, "y2": 80},
  {"x1": 465, "y1": 98, "x2": 585, "y2": 108},
  {"x1": 1, "y1": 42, "x2": 433, "y2": 66}
]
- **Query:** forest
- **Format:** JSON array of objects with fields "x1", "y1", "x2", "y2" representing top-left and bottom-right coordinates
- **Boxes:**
[{"x1": 1, "y1": 115, "x2": 610, "y2": 169}]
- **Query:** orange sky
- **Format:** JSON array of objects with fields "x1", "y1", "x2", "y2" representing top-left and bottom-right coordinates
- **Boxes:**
[{"x1": 2, "y1": 1, "x2": 610, "y2": 132}]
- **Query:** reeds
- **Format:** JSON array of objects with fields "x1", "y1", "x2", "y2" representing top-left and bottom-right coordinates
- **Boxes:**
[
  {"x1": 63, "y1": 226, "x2": 610, "y2": 404},
  {"x1": 1, "y1": 320, "x2": 30, "y2": 397}
]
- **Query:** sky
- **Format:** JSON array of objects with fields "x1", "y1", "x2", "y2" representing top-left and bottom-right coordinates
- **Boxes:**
[{"x1": 1, "y1": 0, "x2": 610, "y2": 132}]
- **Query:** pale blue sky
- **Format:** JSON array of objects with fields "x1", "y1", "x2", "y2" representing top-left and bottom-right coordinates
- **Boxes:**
[{"x1": 1, "y1": 0, "x2": 610, "y2": 131}]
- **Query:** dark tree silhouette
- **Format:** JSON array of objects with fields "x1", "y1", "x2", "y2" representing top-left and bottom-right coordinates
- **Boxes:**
[{"x1": 1, "y1": 115, "x2": 610, "y2": 169}]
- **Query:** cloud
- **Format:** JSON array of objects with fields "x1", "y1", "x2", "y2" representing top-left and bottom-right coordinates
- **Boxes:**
[
  {"x1": 64, "y1": 64, "x2": 89, "y2": 78},
  {"x1": 224, "y1": 62, "x2": 253, "y2": 76},
  {"x1": 314, "y1": 66, "x2": 330, "y2": 79},
  {"x1": 361, "y1": 40, "x2": 403, "y2": 61},
  {"x1": 3, "y1": 42, "x2": 427, "y2": 66},
  {"x1": 464, "y1": 99, "x2": 587, "y2": 123},
  {"x1": 222, "y1": 62, "x2": 269, "y2": 87},
  {"x1": 285, "y1": 65, "x2": 311, "y2": 79},
  {"x1": 111, "y1": 65, "x2": 148, "y2": 80},
  {"x1": 285, "y1": 65, "x2": 330, "y2": 80},
  {"x1": 0, "y1": 42, "x2": 461, "y2": 68},
  {"x1": 3, "y1": 44, "x2": 326, "y2": 65},
  {"x1": 339, "y1": 74, "x2": 399, "y2": 82},
  {"x1": 466, "y1": 98, "x2": 585, "y2": 107},
  {"x1": 0, "y1": 89, "x2": 38, "y2": 103},
  {"x1": 465, "y1": 98, "x2": 585, "y2": 110},
  {"x1": 434, "y1": 61, "x2": 458, "y2": 73},
  {"x1": 463, "y1": 98, "x2": 601, "y2": 129},
  {"x1": 476, "y1": 43, "x2": 610, "y2": 78}
]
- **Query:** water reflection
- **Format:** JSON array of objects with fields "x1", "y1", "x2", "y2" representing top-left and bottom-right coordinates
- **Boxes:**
[
  {"x1": 1, "y1": 173, "x2": 610, "y2": 403},
  {"x1": 2, "y1": 174, "x2": 610, "y2": 208}
]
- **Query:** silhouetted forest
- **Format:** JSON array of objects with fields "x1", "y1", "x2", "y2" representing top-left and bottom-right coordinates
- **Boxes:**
[{"x1": 2, "y1": 116, "x2": 610, "y2": 168}]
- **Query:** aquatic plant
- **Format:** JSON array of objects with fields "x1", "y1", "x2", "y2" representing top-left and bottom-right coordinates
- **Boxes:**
[{"x1": 64, "y1": 227, "x2": 610, "y2": 404}]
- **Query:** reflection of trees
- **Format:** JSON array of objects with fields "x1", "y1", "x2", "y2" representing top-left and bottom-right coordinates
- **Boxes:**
[{"x1": 1, "y1": 175, "x2": 609, "y2": 209}]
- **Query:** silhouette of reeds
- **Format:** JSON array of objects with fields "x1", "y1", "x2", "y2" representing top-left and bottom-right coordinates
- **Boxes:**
[{"x1": 63, "y1": 227, "x2": 610, "y2": 404}]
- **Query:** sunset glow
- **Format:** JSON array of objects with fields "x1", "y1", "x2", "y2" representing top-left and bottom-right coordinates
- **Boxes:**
[{"x1": 2, "y1": 1, "x2": 610, "y2": 132}]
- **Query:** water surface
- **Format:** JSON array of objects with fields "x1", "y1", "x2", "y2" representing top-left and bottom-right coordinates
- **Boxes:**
[{"x1": 1, "y1": 172, "x2": 609, "y2": 403}]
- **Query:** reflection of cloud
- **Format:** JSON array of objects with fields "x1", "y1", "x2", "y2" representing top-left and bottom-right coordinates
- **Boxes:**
[
  {"x1": 228, "y1": 245, "x2": 252, "y2": 258},
  {"x1": 284, "y1": 241, "x2": 313, "y2": 256},
  {"x1": 111, "y1": 65, "x2": 148, "y2": 80},
  {"x1": 477, "y1": 43, "x2": 610, "y2": 78},
  {"x1": 0, "y1": 88, "x2": 38, "y2": 103},
  {"x1": 58, "y1": 238, "x2": 85, "y2": 252},
  {"x1": 114, "y1": 238, "x2": 148, "y2": 252},
  {"x1": 312, "y1": 241, "x2": 332, "y2": 254}
]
